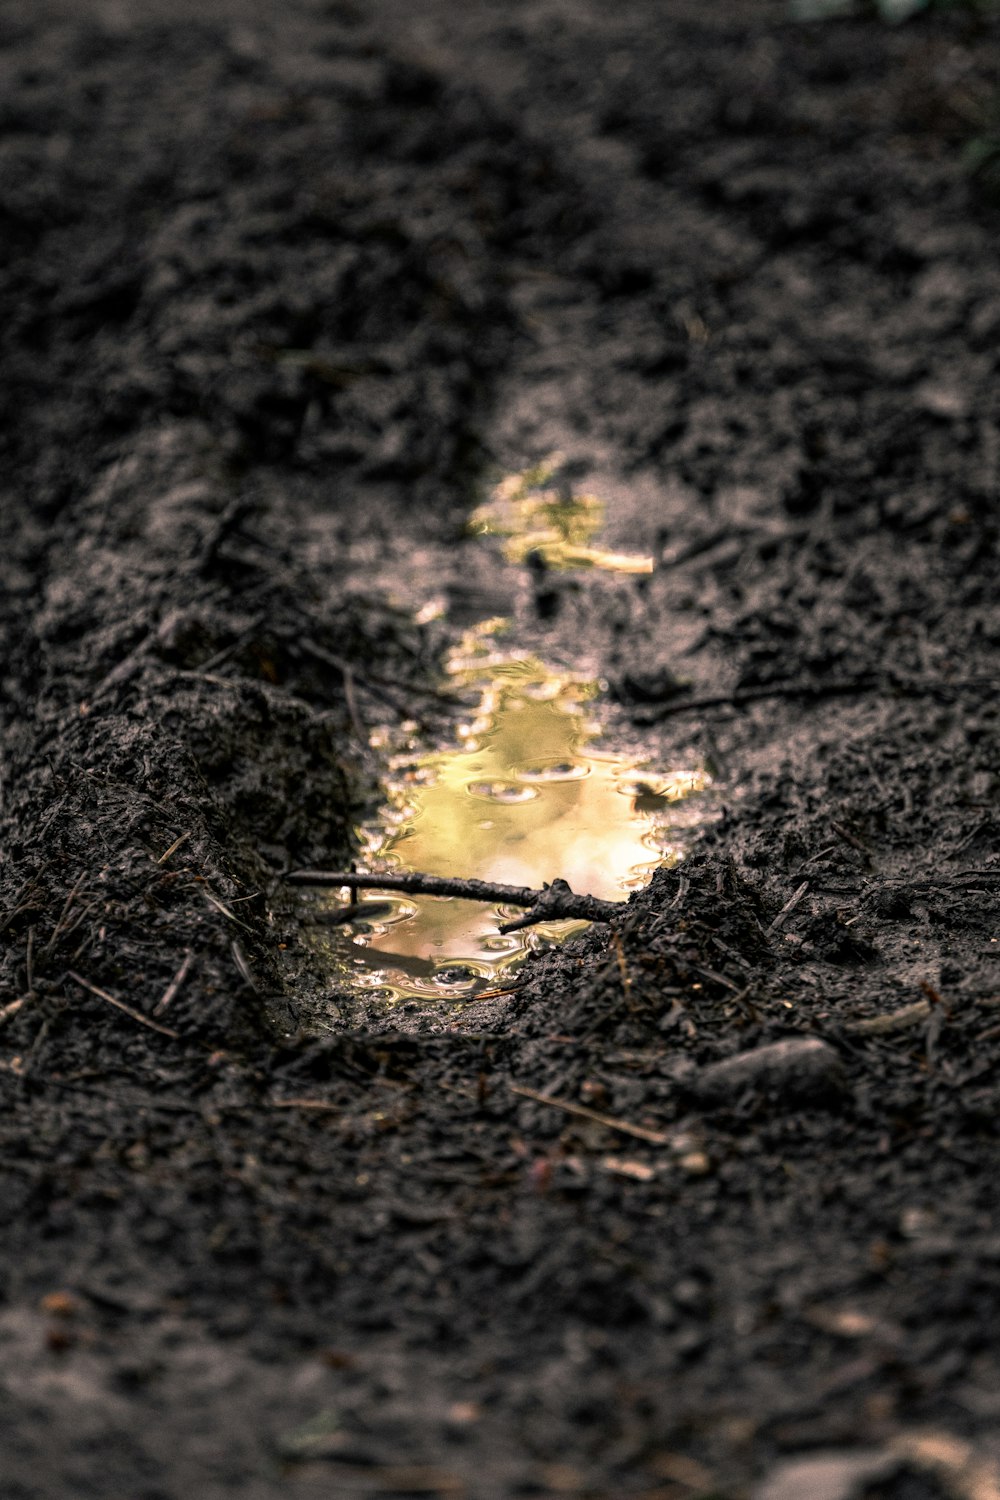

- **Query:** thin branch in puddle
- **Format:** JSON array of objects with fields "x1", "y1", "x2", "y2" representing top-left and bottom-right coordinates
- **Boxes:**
[{"x1": 287, "y1": 869, "x2": 625, "y2": 929}]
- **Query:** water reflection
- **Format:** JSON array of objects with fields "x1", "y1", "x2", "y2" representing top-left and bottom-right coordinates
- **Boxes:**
[
  {"x1": 311, "y1": 629, "x2": 709, "y2": 1003},
  {"x1": 468, "y1": 459, "x2": 653, "y2": 574}
]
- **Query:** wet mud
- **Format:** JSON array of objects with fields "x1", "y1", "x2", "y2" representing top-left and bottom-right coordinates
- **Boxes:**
[{"x1": 2, "y1": 1, "x2": 1000, "y2": 1495}]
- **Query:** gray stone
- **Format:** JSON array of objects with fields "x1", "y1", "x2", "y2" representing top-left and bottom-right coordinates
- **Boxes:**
[
  {"x1": 691, "y1": 1037, "x2": 846, "y2": 1109},
  {"x1": 753, "y1": 1449, "x2": 897, "y2": 1500}
]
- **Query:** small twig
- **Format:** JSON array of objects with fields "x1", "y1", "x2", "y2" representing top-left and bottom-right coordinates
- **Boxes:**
[
  {"x1": 86, "y1": 631, "x2": 153, "y2": 706},
  {"x1": 230, "y1": 939, "x2": 258, "y2": 992},
  {"x1": 948, "y1": 818, "x2": 993, "y2": 858},
  {"x1": 287, "y1": 869, "x2": 624, "y2": 927},
  {"x1": 0, "y1": 867, "x2": 51, "y2": 931},
  {"x1": 198, "y1": 496, "x2": 257, "y2": 575},
  {"x1": 67, "y1": 971, "x2": 179, "y2": 1040},
  {"x1": 842, "y1": 1000, "x2": 932, "y2": 1035},
  {"x1": 687, "y1": 961, "x2": 744, "y2": 994},
  {"x1": 199, "y1": 614, "x2": 268, "y2": 672},
  {"x1": 509, "y1": 1083, "x2": 670, "y2": 1145},
  {"x1": 43, "y1": 870, "x2": 89, "y2": 958},
  {"x1": 25, "y1": 925, "x2": 35, "y2": 994},
  {"x1": 152, "y1": 949, "x2": 193, "y2": 1016},
  {"x1": 201, "y1": 889, "x2": 255, "y2": 932},
  {"x1": 0, "y1": 997, "x2": 27, "y2": 1027},
  {"x1": 768, "y1": 880, "x2": 810, "y2": 933},
  {"x1": 269, "y1": 1096, "x2": 341, "y2": 1112},
  {"x1": 461, "y1": 981, "x2": 526, "y2": 1002},
  {"x1": 156, "y1": 831, "x2": 192, "y2": 865},
  {"x1": 306, "y1": 900, "x2": 395, "y2": 927},
  {"x1": 830, "y1": 820, "x2": 871, "y2": 858},
  {"x1": 795, "y1": 844, "x2": 838, "y2": 873},
  {"x1": 659, "y1": 528, "x2": 749, "y2": 571},
  {"x1": 725, "y1": 984, "x2": 761, "y2": 1022}
]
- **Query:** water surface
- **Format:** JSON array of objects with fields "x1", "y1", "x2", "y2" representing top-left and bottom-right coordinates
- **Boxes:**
[{"x1": 310, "y1": 620, "x2": 708, "y2": 1003}]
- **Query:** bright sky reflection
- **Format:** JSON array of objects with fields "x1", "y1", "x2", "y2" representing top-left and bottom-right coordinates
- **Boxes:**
[
  {"x1": 313, "y1": 627, "x2": 709, "y2": 1004},
  {"x1": 467, "y1": 459, "x2": 654, "y2": 574}
]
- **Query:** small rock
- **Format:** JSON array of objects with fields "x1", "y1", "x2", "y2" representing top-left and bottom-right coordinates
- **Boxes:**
[
  {"x1": 753, "y1": 1449, "x2": 897, "y2": 1500},
  {"x1": 913, "y1": 379, "x2": 970, "y2": 422},
  {"x1": 678, "y1": 1150, "x2": 712, "y2": 1176},
  {"x1": 690, "y1": 1037, "x2": 846, "y2": 1109}
]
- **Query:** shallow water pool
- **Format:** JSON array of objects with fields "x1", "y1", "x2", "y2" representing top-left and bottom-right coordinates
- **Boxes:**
[{"x1": 307, "y1": 619, "x2": 709, "y2": 1004}]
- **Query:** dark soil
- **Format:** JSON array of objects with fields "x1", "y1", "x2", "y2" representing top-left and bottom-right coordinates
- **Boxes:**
[{"x1": 2, "y1": 1, "x2": 1000, "y2": 1495}]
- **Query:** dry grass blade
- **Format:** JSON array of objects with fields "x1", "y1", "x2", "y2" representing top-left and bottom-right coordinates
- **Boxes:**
[
  {"x1": 510, "y1": 1082, "x2": 670, "y2": 1145},
  {"x1": 156, "y1": 830, "x2": 191, "y2": 865},
  {"x1": 269, "y1": 1097, "x2": 341, "y2": 1112},
  {"x1": 153, "y1": 949, "x2": 194, "y2": 1016},
  {"x1": 67, "y1": 970, "x2": 180, "y2": 1040}
]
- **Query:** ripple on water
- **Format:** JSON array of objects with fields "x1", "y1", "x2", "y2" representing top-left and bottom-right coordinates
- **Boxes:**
[
  {"x1": 311, "y1": 619, "x2": 712, "y2": 1005},
  {"x1": 466, "y1": 780, "x2": 540, "y2": 804}
]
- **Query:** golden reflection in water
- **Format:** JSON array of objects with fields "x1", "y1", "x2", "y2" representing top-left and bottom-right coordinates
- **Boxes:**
[
  {"x1": 313, "y1": 627, "x2": 709, "y2": 1004},
  {"x1": 467, "y1": 458, "x2": 654, "y2": 574}
]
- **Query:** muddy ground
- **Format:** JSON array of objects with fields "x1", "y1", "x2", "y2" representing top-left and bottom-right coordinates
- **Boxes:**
[{"x1": 2, "y1": 0, "x2": 1000, "y2": 1495}]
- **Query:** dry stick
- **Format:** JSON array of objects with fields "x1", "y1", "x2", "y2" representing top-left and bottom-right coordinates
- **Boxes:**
[
  {"x1": 287, "y1": 870, "x2": 624, "y2": 930},
  {"x1": 461, "y1": 981, "x2": 526, "y2": 1002},
  {"x1": 0, "y1": 998, "x2": 26, "y2": 1027},
  {"x1": 156, "y1": 831, "x2": 191, "y2": 865},
  {"x1": 509, "y1": 1083, "x2": 671, "y2": 1146},
  {"x1": 817, "y1": 871, "x2": 1000, "y2": 896},
  {"x1": 230, "y1": 939, "x2": 258, "y2": 992},
  {"x1": 768, "y1": 880, "x2": 810, "y2": 933},
  {"x1": 269, "y1": 1096, "x2": 341, "y2": 1113},
  {"x1": 201, "y1": 888, "x2": 254, "y2": 932},
  {"x1": 842, "y1": 1000, "x2": 932, "y2": 1036},
  {"x1": 86, "y1": 633, "x2": 153, "y2": 706},
  {"x1": 297, "y1": 637, "x2": 462, "y2": 708},
  {"x1": 67, "y1": 970, "x2": 180, "y2": 1040},
  {"x1": 153, "y1": 948, "x2": 193, "y2": 1017},
  {"x1": 634, "y1": 674, "x2": 997, "y2": 722},
  {"x1": 830, "y1": 820, "x2": 871, "y2": 857},
  {"x1": 199, "y1": 613, "x2": 269, "y2": 672},
  {"x1": 0, "y1": 866, "x2": 51, "y2": 931},
  {"x1": 43, "y1": 870, "x2": 89, "y2": 959}
]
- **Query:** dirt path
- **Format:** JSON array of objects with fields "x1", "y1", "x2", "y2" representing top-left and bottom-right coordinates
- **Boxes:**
[{"x1": 2, "y1": 2, "x2": 1000, "y2": 1495}]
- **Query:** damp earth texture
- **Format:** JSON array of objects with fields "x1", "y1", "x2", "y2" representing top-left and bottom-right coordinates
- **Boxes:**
[{"x1": 3, "y1": 2, "x2": 1000, "y2": 1497}]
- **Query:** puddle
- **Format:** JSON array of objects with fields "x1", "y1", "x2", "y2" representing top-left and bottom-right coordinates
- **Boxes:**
[
  {"x1": 467, "y1": 459, "x2": 654, "y2": 574},
  {"x1": 306, "y1": 620, "x2": 710, "y2": 1005}
]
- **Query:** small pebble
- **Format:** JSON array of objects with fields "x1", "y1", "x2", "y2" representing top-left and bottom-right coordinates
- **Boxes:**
[
  {"x1": 690, "y1": 1037, "x2": 846, "y2": 1109},
  {"x1": 753, "y1": 1449, "x2": 896, "y2": 1500}
]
